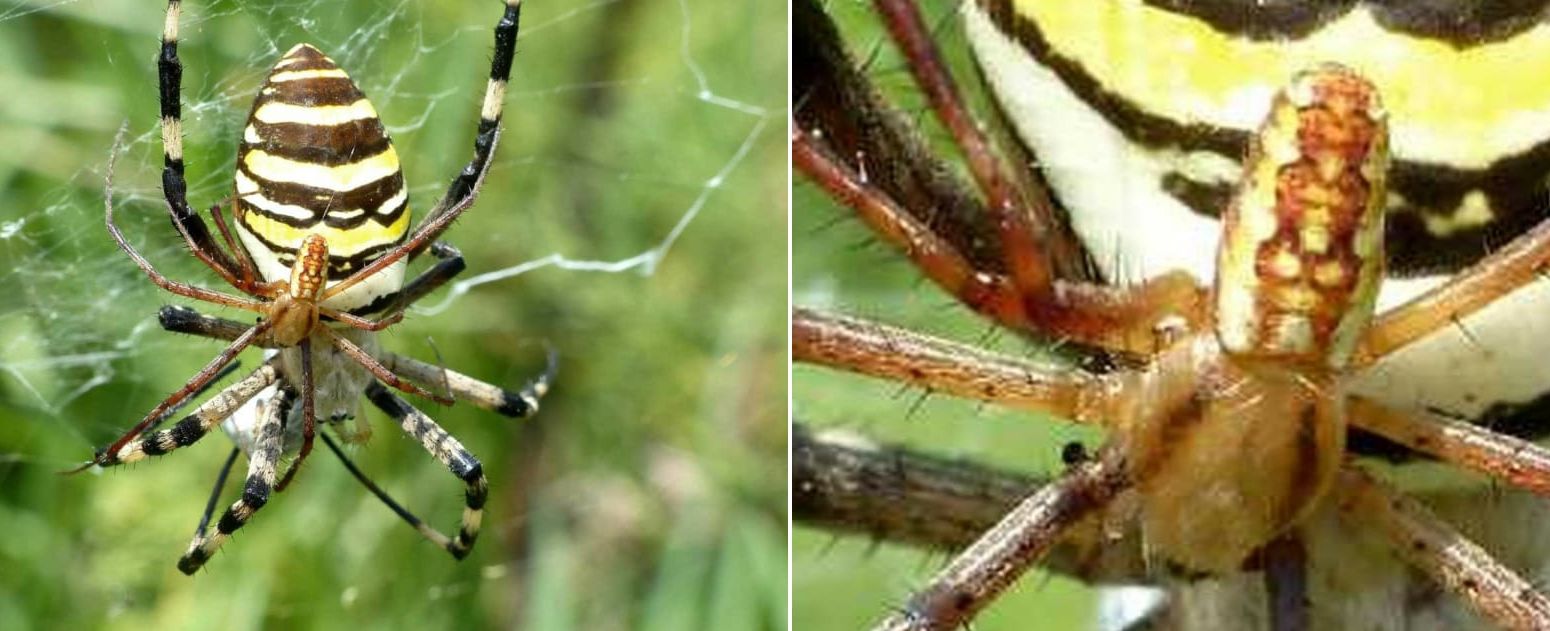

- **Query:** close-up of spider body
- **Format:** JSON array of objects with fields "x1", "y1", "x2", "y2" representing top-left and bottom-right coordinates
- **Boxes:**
[
  {"x1": 71, "y1": 0, "x2": 551, "y2": 575},
  {"x1": 794, "y1": 0, "x2": 1550, "y2": 629}
]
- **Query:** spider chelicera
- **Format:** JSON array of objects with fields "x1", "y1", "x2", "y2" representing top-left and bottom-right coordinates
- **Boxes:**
[
  {"x1": 75, "y1": 0, "x2": 554, "y2": 575},
  {"x1": 793, "y1": 0, "x2": 1550, "y2": 628}
]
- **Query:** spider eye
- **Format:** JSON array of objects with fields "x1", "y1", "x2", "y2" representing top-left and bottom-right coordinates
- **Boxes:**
[{"x1": 1214, "y1": 63, "x2": 1388, "y2": 368}]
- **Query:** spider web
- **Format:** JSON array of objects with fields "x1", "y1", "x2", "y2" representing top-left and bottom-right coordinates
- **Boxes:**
[{"x1": 0, "y1": 0, "x2": 773, "y2": 458}]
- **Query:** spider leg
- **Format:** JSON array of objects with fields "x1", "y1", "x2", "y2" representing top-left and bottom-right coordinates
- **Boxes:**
[
  {"x1": 869, "y1": 0, "x2": 1068, "y2": 300},
  {"x1": 793, "y1": 0, "x2": 1204, "y2": 355},
  {"x1": 793, "y1": 128, "x2": 1025, "y2": 326},
  {"x1": 365, "y1": 383, "x2": 487, "y2": 558},
  {"x1": 94, "y1": 362, "x2": 277, "y2": 467},
  {"x1": 210, "y1": 201, "x2": 259, "y2": 286},
  {"x1": 140, "y1": 360, "x2": 243, "y2": 435},
  {"x1": 871, "y1": 446, "x2": 1130, "y2": 630},
  {"x1": 319, "y1": 326, "x2": 453, "y2": 405},
  {"x1": 159, "y1": 305, "x2": 555, "y2": 418},
  {"x1": 79, "y1": 326, "x2": 276, "y2": 470},
  {"x1": 317, "y1": 307, "x2": 403, "y2": 332},
  {"x1": 1347, "y1": 397, "x2": 1550, "y2": 495},
  {"x1": 794, "y1": 123, "x2": 1203, "y2": 356},
  {"x1": 792, "y1": 423, "x2": 1150, "y2": 583},
  {"x1": 176, "y1": 381, "x2": 288, "y2": 574},
  {"x1": 194, "y1": 447, "x2": 242, "y2": 539},
  {"x1": 320, "y1": 242, "x2": 467, "y2": 328},
  {"x1": 318, "y1": 430, "x2": 461, "y2": 552},
  {"x1": 794, "y1": 0, "x2": 1001, "y2": 272},
  {"x1": 1262, "y1": 533, "x2": 1310, "y2": 631},
  {"x1": 145, "y1": 364, "x2": 243, "y2": 532},
  {"x1": 351, "y1": 242, "x2": 467, "y2": 318},
  {"x1": 154, "y1": 0, "x2": 249, "y2": 289},
  {"x1": 794, "y1": 307, "x2": 1112, "y2": 426},
  {"x1": 275, "y1": 338, "x2": 317, "y2": 492},
  {"x1": 320, "y1": 0, "x2": 523, "y2": 303},
  {"x1": 104, "y1": 124, "x2": 267, "y2": 313},
  {"x1": 1337, "y1": 466, "x2": 1550, "y2": 628},
  {"x1": 157, "y1": 306, "x2": 262, "y2": 346},
  {"x1": 793, "y1": 421, "x2": 1040, "y2": 549},
  {"x1": 382, "y1": 345, "x2": 555, "y2": 418},
  {"x1": 1354, "y1": 218, "x2": 1550, "y2": 367}
]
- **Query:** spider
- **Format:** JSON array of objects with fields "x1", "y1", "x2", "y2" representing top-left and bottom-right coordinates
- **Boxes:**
[
  {"x1": 794, "y1": 0, "x2": 1550, "y2": 628},
  {"x1": 72, "y1": 0, "x2": 554, "y2": 575}
]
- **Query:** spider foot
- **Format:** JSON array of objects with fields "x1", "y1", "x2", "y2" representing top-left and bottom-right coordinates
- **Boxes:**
[
  {"x1": 60, "y1": 446, "x2": 113, "y2": 474},
  {"x1": 60, "y1": 457, "x2": 100, "y2": 475},
  {"x1": 495, "y1": 343, "x2": 558, "y2": 418},
  {"x1": 177, "y1": 545, "x2": 211, "y2": 576}
]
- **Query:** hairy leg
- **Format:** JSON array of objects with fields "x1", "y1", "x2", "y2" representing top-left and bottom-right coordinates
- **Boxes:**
[
  {"x1": 81, "y1": 358, "x2": 278, "y2": 469},
  {"x1": 365, "y1": 383, "x2": 488, "y2": 558},
  {"x1": 872, "y1": 447, "x2": 1130, "y2": 630},
  {"x1": 178, "y1": 383, "x2": 289, "y2": 574},
  {"x1": 1337, "y1": 466, "x2": 1550, "y2": 628},
  {"x1": 158, "y1": 306, "x2": 554, "y2": 417}
]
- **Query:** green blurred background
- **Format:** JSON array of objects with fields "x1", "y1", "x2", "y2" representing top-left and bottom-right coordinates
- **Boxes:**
[
  {"x1": 0, "y1": 0, "x2": 785, "y2": 629},
  {"x1": 792, "y1": 0, "x2": 1104, "y2": 628}
]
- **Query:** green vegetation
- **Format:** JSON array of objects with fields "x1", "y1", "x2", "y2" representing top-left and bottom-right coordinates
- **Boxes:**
[{"x1": 0, "y1": 0, "x2": 785, "y2": 629}]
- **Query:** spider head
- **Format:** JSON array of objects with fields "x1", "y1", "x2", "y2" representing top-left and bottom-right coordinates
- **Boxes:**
[{"x1": 1213, "y1": 64, "x2": 1388, "y2": 370}]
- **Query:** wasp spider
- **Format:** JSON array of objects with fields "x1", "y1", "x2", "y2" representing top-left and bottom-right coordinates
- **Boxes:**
[{"x1": 77, "y1": 0, "x2": 554, "y2": 575}]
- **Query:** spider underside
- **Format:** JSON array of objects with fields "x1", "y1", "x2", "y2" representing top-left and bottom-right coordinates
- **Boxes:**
[{"x1": 793, "y1": 0, "x2": 1550, "y2": 628}]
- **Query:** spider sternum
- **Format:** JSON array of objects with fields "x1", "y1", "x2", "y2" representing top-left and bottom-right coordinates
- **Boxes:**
[{"x1": 1112, "y1": 335, "x2": 1347, "y2": 573}]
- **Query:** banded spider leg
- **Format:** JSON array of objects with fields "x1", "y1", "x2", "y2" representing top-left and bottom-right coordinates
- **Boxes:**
[{"x1": 159, "y1": 298, "x2": 555, "y2": 570}]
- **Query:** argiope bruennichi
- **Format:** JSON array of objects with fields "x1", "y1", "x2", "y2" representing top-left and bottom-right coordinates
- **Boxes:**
[{"x1": 74, "y1": 0, "x2": 554, "y2": 575}]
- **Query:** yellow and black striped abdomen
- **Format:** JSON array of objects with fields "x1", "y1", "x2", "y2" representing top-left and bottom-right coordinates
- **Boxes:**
[{"x1": 233, "y1": 43, "x2": 409, "y2": 311}]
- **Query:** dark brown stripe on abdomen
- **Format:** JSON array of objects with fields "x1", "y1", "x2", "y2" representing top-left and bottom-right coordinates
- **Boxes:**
[
  {"x1": 260, "y1": 75, "x2": 368, "y2": 108},
  {"x1": 243, "y1": 119, "x2": 393, "y2": 166},
  {"x1": 236, "y1": 162, "x2": 405, "y2": 226}
]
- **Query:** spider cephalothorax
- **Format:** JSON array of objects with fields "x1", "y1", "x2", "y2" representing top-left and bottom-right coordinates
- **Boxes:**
[
  {"x1": 793, "y1": 0, "x2": 1550, "y2": 627},
  {"x1": 79, "y1": 0, "x2": 552, "y2": 575}
]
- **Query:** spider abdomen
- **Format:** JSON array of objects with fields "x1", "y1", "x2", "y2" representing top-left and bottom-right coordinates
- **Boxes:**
[
  {"x1": 279, "y1": 327, "x2": 381, "y2": 438},
  {"x1": 233, "y1": 43, "x2": 409, "y2": 312}
]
